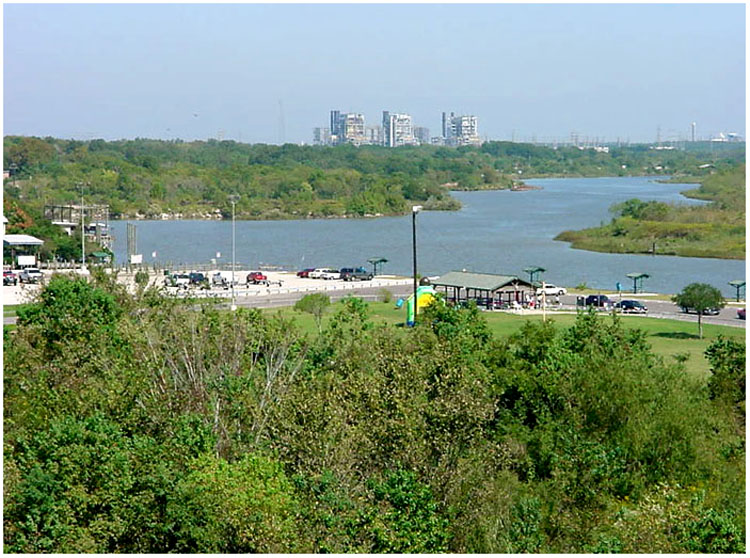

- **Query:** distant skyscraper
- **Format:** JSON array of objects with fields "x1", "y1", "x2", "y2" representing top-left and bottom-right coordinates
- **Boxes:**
[
  {"x1": 313, "y1": 127, "x2": 331, "y2": 146},
  {"x1": 691, "y1": 122, "x2": 696, "y2": 142},
  {"x1": 414, "y1": 126, "x2": 430, "y2": 145},
  {"x1": 442, "y1": 112, "x2": 481, "y2": 146},
  {"x1": 330, "y1": 110, "x2": 366, "y2": 145},
  {"x1": 365, "y1": 125, "x2": 383, "y2": 145},
  {"x1": 383, "y1": 111, "x2": 417, "y2": 147}
]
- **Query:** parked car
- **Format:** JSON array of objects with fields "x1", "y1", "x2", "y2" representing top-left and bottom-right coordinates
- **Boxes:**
[
  {"x1": 737, "y1": 308, "x2": 746, "y2": 320},
  {"x1": 320, "y1": 269, "x2": 341, "y2": 280},
  {"x1": 164, "y1": 273, "x2": 190, "y2": 288},
  {"x1": 297, "y1": 268, "x2": 316, "y2": 278},
  {"x1": 3, "y1": 270, "x2": 18, "y2": 285},
  {"x1": 246, "y1": 271, "x2": 268, "y2": 285},
  {"x1": 308, "y1": 268, "x2": 328, "y2": 279},
  {"x1": 680, "y1": 306, "x2": 721, "y2": 316},
  {"x1": 585, "y1": 294, "x2": 612, "y2": 308},
  {"x1": 340, "y1": 267, "x2": 374, "y2": 281},
  {"x1": 536, "y1": 284, "x2": 567, "y2": 296},
  {"x1": 212, "y1": 272, "x2": 229, "y2": 289},
  {"x1": 188, "y1": 272, "x2": 207, "y2": 286},
  {"x1": 614, "y1": 299, "x2": 648, "y2": 313},
  {"x1": 19, "y1": 268, "x2": 43, "y2": 284}
]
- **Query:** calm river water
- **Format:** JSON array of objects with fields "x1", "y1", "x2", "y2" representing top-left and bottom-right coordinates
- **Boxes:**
[{"x1": 112, "y1": 176, "x2": 745, "y2": 296}]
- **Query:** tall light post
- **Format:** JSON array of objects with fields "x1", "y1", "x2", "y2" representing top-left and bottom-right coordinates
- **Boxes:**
[
  {"x1": 229, "y1": 194, "x2": 239, "y2": 311},
  {"x1": 412, "y1": 205, "x2": 422, "y2": 324},
  {"x1": 78, "y1": 182, "x2": 86, "y2": 271}
]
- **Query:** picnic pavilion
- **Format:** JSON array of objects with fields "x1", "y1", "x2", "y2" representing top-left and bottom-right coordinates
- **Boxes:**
[{"x1": 432, "y1": 271, "x2": 536, "y2": 310}]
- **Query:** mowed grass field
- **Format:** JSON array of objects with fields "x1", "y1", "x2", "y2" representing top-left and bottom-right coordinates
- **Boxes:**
[{"x1": 264, "y1": 300, "x2": 746, "y2": 380}]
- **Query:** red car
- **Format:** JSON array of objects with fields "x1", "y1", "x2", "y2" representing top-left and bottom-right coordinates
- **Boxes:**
[
  {"x1": 246, "y1": 271, "x2": 268, "y2": 285},
  {"x1": 738, "y1": 308, "x2": 746, "y2": 320},
  {"x1": 297, "y1": 268, "x2": 315, "y2": 278},
  {"x1": 3, "y1": 270, "x2": 18, "y2": 285}
]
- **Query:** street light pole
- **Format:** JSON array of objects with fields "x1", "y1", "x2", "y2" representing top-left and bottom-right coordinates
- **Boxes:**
[
  {"x1": 229, "y1": 194, "x2": 239, "y2": 311},
  {"x1": 412, "y1": 205, "x2": 422, "y2": 324},
  {"x1": 79, "y1": 182, "x2": 85, "y2": 271}
]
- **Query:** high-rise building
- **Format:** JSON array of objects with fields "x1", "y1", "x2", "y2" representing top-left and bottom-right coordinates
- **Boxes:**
[
  {"x1": 313, "y1": 127, "x2": 331, "y2": 146},
  {"x1": 442, "y1": 112, "x2": 481, "y2": 147},
  {"x1": 383, "y1": 111, "x2": 417, "y2": 147},
  {"x1": 365, "y1": 125, "x2": 383, "y2": 145},
  {"x1": 414, "y1": 126, "x2": 430, "y2": 145},
  {"x1": 330, "y1": 110, "x2": 366, "y2": 145}
]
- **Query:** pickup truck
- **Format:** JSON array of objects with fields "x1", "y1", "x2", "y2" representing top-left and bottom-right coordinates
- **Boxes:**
[
  {"x1": 340, "y1": 267, "x2": 374, "y2": 281},
  {"x1": 19, "y1": 268, "x2": 44, "y2": 284}
]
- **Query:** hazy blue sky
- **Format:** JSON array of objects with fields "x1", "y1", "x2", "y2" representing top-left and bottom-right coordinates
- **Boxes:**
[{"x1": 4, "y1": 3, "x2": 745, "y2": 144}]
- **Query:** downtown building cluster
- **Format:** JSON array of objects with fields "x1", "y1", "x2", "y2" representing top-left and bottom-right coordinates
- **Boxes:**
[{"x1": 313, "y1": 110, "x2": 481, "y2": 147}]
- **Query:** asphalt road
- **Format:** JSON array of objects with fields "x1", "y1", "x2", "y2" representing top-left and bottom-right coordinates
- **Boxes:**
[{"x1": 4, "y1": 285, "x2": 745, "y2": 329}]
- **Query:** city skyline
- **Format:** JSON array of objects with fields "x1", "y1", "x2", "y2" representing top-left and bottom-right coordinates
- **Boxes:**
[{"x1": 4, "y1": 3, "x2": 745, "y2": 144}]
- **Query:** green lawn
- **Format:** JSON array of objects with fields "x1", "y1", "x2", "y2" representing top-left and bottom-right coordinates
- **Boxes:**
[
  {"x1": 3, "y1": 304, "x2": 29, "y2": 318},
  {"x1": 265, "y1": 300, "x2": 745, "y2": 380}
]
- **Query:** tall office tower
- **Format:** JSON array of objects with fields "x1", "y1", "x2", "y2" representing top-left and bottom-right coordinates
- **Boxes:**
[
  {"x1": 330, "y1": 110, "x2": 366, "y2": 145},
  {"x1": 382, "y1": 111, "x2": 417, "y2": 147},
  {"x1": 365, "y1": 125, "x2": 383, "y2": 145},
  {"x1": 442, "y1": 112, "x2": 481, "y2": 147},
  {"x1": 691, "y1": 122, "x2": 696, "y2": 142},
  {"x1": 414, "y1": 126, "x2": 430, "y2": 145},
  {"x1": 330, "y1": 110, "x2": 342, "y2": 138},
  {"x1": 313, "y1": 127, "x2": 331, "y2": 146}
]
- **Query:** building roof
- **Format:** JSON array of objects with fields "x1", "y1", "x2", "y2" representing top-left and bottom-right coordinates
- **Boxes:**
[
  {"x1": 433, "y1": 271, "x2": 533, "y2": 291},
  {"x1": 3, "y1": 234, "x2": 44, "y2": 246}
]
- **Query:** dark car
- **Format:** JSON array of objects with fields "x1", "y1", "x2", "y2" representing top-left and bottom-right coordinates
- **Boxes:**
[
  {"x1": 188, "y1": 272, "x2": 207, "y2": 285},
  {"x1": 615, "y1": 299, "x2": 648, "y2": 313},
  {"x1": 680, "y1": 306, "x2": 721, "y2": 316},
  {"x1": 340, "y1": 267, "x2": 374, "y2": 281},
  {"x1": 585, "y1": 294, "x2": 612, "y2": 308},
  {"x1": 3, "y1": 270, "x2": 18, "y2": 285},
  {"x1": 297, "y1": 268, "x2": 316, "y2": 278},
  {"x1": 246, "y1": 271, "x2": 268, "y2": 285},
  {"x1": 738, "y1": 308, "x2": 746, "y2": 320}
]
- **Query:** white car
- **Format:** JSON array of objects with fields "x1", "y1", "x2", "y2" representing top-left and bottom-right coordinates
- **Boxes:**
[
  {"x1": 536, "y1": 284, "x2": 567, "y2": 296},
  {"x1": 19, "y1": 267, "x2": 44, "y2": 284},
  {"x1": 320, "y1": 269, "x2": 341, "y2": 280},
  {"x1": 165, "y1": 273, "x2": 190, "y2": 288},
  {"x1": 308, "y1": 268, "x2": 328, "y2": 279}
]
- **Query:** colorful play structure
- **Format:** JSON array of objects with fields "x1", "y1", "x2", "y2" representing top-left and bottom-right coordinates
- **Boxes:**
[{"x1": 397, "y1": 279, "x2": 437, "y2": 326}]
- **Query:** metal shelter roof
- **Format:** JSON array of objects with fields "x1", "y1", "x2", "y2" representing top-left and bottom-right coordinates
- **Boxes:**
[
  {"x1": 433, "y1": 271, "x2": 533, "y2": 291},
  {"x1": 626, "y1": 272, "x2": 650, "y2": 280},
  {"x1": 728, "y1": 280, "x2": 746, "y2": 288},
  {"x1": 3, "y1": 234, "x2": 44, "y2": 246}
]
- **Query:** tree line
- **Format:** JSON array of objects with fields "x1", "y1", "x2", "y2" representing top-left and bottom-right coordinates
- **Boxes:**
[
  {"x1": 3, "y1": 274, "x2": 745, "y2": 552},
  {"x1": 4, "y1": 136, "x2": 743, "y2": 222}
]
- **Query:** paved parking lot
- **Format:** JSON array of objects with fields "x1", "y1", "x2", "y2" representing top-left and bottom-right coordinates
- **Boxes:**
[{"x1": 3, "y1": 270, "x2": 745, "y2": 329}]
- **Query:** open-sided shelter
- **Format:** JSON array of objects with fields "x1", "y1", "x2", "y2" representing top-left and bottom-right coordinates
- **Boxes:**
[{"x1": 432, "y1": 271, "x2": 535, "y2": 309}]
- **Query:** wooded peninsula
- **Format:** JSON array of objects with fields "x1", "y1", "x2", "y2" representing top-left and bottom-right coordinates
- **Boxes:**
[{"x1": 555, "y1": 163, "x2": 746, "y2": 259}]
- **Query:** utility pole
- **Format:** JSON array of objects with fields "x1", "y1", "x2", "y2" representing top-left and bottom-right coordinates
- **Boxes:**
[
  {"x1": 229, "y1": 194, "x2": 239, "y2": 310},
  {"x1": 412, "y1": 205, "x2": 422, "y2": 324}
]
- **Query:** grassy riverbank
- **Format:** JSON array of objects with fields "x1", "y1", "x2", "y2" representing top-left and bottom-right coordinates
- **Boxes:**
[
  {"x1": 555, "y1": 164, "x2": 746, "y2": 259},
  {"x1": 265, "y1": 300, "x2": 744, "y2": 379}
]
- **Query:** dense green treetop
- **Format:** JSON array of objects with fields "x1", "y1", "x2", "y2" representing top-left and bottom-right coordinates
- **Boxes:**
[
  {"x1": 3, "y1": 277, "x2": 746, "y2": 553},
  {"x1": 4, "y1": 136, "x2": 743, "y2": 221}
]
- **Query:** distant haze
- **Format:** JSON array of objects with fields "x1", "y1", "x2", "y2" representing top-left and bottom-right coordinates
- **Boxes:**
[{"x1": 4, "y1": 3, "x2": 745, "y2": 144}]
